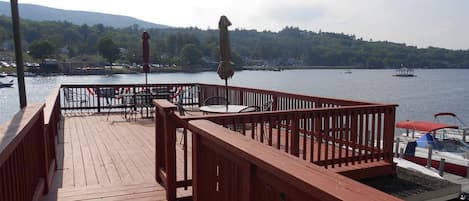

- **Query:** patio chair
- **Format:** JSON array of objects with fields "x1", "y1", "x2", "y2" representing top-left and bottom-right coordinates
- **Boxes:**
[
  {"x1": 63, "y1": 87, "x2": 88, "y2": 108},
  {"x1": 261, "y1": 99, "x2": 273, "y2": 111},
  {"x1": 176, "y1": 90, "x2": 199, "y2": 116},
  {"x1": 100, "y1": 88, "x2": 135, "y2": 120},
  {"x1": 134, "y1": 91, "x2": 157, "y2": 118},
  {"x1": 151, "y1": 86, "x2": 171, "y2": 100},
  {"x1": 203, "y1": 96, "x2": 229, "y2": 106}
]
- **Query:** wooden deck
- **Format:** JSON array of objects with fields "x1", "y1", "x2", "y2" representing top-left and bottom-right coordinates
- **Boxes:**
[
  {"x1": 42, "y1": 113, "x2": 191, "y2": 201},
  {"x1": 42, "y1": 112, "x2": 393, "y2": 200}
]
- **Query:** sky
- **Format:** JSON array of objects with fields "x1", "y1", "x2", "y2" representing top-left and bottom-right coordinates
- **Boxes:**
[{"x1": 8, "y1": 0, "x2": 469, "y2": 50}]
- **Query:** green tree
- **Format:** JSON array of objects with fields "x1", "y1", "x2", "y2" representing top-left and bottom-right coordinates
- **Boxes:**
[
  {"x1": 28, "y1": 40, "x2": 55, "y2": 60},
  {"x1": 180, "y1": 43, "x2": 202, "y2": 66},
  {"x1": 97, "y1": 36, "x2": 120, "y2": 71}
]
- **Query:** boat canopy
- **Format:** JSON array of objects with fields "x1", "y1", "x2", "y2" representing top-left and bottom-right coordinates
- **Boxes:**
[{"x1": 396, "y1": 120, "x2": 458, "y2": 132}]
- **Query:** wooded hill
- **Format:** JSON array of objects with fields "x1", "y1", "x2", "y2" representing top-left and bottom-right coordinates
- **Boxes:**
[{"x1": 0, "y1": 15, "x2": 468, "y2": 69}]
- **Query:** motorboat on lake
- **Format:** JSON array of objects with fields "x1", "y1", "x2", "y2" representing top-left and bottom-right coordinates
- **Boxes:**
[
  {"x1": 393, "y1": 67, "x2": 415, "y2": 77},
  {"x1": 0, "y1": 72, "x2": 7, "y2": 77},
  {"x1": 0, "y1": 80, "x2": 14, "y2": 88},
  {"x1": 395, "y1": 114, "x2": 469, "y2": 177}
]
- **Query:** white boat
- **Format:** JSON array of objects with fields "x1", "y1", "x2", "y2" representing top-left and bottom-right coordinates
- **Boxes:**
[
  {"x1": 0, "y1": 72, "x2": 7, "y2": 77},
  {"x1": 396, "y1": 115, "x2": 469, "y2": 177},
  {"x1": 0, "y1": 80, "x2": 14, "y2": 88}
]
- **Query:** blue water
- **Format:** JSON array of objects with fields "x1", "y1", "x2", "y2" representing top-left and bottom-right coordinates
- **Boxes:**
[{"x1": 1, "y1": 69, "x2": 469, "y2": 128}]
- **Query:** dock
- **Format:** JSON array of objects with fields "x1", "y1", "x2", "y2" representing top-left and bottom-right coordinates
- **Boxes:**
[{"x1": 2, "y1": 83, "x2": 406, "y2": 201}]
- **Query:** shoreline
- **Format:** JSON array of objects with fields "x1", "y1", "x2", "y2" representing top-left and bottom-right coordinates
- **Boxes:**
[{"x1": 1, "y1": 66, "x2": 468, "y2": 76}]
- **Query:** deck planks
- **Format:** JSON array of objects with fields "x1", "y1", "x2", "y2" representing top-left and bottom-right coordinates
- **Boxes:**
[
  {"x1": 43, "y1": 113, "x2": 167, "y2": 201},
  {"x1": 43, "y1": 112, "x2": 391, "y2": 201}
]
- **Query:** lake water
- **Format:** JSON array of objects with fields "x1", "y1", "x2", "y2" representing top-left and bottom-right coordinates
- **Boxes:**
[{"x1": 1, "y1": 69, "x2": 469, "y2": 131}]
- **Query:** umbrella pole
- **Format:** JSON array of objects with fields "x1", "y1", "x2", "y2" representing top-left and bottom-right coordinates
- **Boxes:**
[{"x1": 225, "y1": 78, "x2": 228, "y2": 110}]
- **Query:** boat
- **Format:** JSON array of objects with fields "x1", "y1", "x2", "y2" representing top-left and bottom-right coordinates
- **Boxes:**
[
  {"x1": 393, "y1": 67, "x2": 415, "y2": 77},
  {"x1": 433, "y1": 112, "x2": 469, "y2": 141},
  {"x1": 0, "y1": 80, "x2": 14, "y2": 88},
  {"x1": 344, "y1": 69, "x2": 352, "y2": 74},
  {"x1": 0, "y1": 72, "x2": 7, "y2": 77},
  {"x1": 396, "y1": 116, "x2": 469, "y2": 177},
  {"x1": 7, "y1": 72, "x2": 17, "y2": 77}
]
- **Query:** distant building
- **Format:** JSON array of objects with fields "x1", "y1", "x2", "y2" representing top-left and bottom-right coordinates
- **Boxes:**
[{"x1": 37, "y1": 58, "x2": 61, "y2": 73}]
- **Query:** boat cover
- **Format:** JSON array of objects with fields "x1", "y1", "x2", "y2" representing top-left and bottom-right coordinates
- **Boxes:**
[
  {"x1": 416, "y1": 133, "x2": 440, "y2": 149},
  {"x1": 396, "y1": 120, "x2": 458, "y2": 132}
]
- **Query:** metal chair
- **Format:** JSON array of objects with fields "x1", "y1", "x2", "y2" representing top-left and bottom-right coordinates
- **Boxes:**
[
  {"x1": 261, "y1": 99, "x2": 273, "y2": 111},
  {"x1": 100, "y1": 88, "x2": 135, "y2": 120},
  {"x1": 63, "y1": 87, "x2": 88, "y2": 108}
]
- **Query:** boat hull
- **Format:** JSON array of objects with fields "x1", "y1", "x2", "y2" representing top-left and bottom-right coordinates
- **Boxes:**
[
  {"x1": 0, "y1": 83, "x2": 13, "y2": 88},
  {"x1": 404, "y1": 156, "x2": 467, "y2": 177}
]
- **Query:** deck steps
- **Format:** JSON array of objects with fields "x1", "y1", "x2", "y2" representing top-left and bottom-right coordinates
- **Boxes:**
[{"x1": 43, "y1": 182, "x2": 167, "y2": 201}]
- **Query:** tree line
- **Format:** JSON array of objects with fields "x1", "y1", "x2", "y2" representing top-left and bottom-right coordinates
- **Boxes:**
[{"x1": 1, "y1": 15, "x2": 468, "y2": 69}]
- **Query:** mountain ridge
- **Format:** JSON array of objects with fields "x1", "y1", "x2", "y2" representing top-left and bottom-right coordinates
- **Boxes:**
[{"x1": 0, "y1": 1, "x2": 169, "y2": 29}]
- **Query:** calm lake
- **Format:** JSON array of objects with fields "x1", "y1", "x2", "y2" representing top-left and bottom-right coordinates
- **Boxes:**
[{"x1": 1, "y1": 69, "x2": 469, "y2": 132}]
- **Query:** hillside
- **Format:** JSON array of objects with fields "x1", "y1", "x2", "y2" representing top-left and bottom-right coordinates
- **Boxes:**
[
  {"x1": 0, "y1": 15, "x2": 468, "y2": 69},
  {"x1": 0, "y1": 1, "x2": 169, "y2": 29}
]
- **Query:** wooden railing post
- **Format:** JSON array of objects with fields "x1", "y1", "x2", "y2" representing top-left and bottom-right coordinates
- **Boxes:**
[
  {"x1": 272, "y1": 95, "x2": 278, "y2": 111},
  {"x1": 291, "y1": 115, "x2": 300, "y2": 157},
  {"x1": 38, "y1": 109, "x2": 52, "y2": 194},
  {"x1": 383, "y1": 107, "x2": 396, "y2": 162},
  {"x1": 154, "y1": 100, "x2": 177, "y2": 201},
  {"x1": 239, "y1": 90, "x2": 244, "y2": 105},
  {"x1": 96, "y1": 87, "x2": 101, "y2": 112}
]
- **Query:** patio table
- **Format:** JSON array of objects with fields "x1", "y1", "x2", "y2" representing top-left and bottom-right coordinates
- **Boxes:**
[{"x1": 199, "y1": 105, "x2": 249, "y2": 114}]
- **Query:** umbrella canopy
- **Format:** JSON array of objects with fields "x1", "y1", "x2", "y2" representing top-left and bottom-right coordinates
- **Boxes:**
[
  {"x1": 217, "y1": 16, "x2": 234, "y2": 80},
  {"x1": 142, "y1": 31, "x2": 150, "y2": 74}
]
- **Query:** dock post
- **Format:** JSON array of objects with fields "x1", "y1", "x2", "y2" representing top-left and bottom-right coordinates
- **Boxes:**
[
  {"x1": 395, "y1": 137, "x2": 400, "y2": 157},
  {"x1": 426, "y1": 145, "x2": 433, "y2": 168},
  {"x1": 439, "y1": 158, "x2": 445, "y2": 176},
  {"x1": 466, "y1": 161, "x2": 469, "y2": 179},
  {"x1": 463, "y1": 128, "x2": 469, "y2": 142},
  {"x1": 399, "y1": 148, "x2": 404, "y2": 158}
]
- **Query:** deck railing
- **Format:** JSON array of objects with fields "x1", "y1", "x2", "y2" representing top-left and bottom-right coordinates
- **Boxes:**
[
  {"x1": 183, "y1": 104, "x2": 396, "y2": 167},
  {"x1": 60, "y1": 83, "x2": 199, "y2": 112},
  {"x1": 59, "y1": 83, "x2": 378, "y2": 113},
  {"x1": 154, "y1": 98, "x2": 397, "y2": 201},
  {"x1": 43, "y1": 87, "x2": 61, "y2": 190},
  {"x1": 188, "y1": 119, "x2": 400, "y2": 201},
  {"x1": 198, "y1": 83, "x2": 377, "y2": 110},
  {"x1": 0, "y1": 87, "x2": 61, "y2": 201}
]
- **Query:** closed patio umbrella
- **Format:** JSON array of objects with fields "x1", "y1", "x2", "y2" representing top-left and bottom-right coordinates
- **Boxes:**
[
  {"x1": 142, "y1": 31, "x2": 150, "y2": 85},
  {"x1": 217, "y1": 16, "x2": 234, "y2": 109}
]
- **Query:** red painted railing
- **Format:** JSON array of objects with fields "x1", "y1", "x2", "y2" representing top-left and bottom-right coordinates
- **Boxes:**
[
  {"x1": 43, "y1": 87, "x2": 61, "y2": 190},
  {"x1": 0, "y1": 88, "x2": 61, "y2": 201},
  {"x1": 198, "y1": 83, "x2": 378, "y2": 110},
  {"x1": 154, "y1": 97, "x2": 397, "y2": 201},
  {"x1": 183, "y1": 104, "x2": 397, "y2": 167},
  {"x1": 1, "y1": 104, "x2": 47, "y2": 201},
  {"x1": 189, "y1": 119, "x2": 401, "y2": 201}
]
